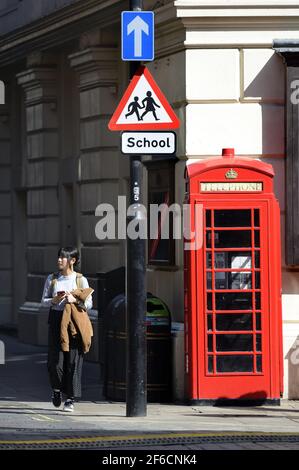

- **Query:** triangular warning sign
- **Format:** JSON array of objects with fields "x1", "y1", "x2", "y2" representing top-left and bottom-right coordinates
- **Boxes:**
[{"x1": 108, "y1": 66, "x2": 180, "y2": 131}]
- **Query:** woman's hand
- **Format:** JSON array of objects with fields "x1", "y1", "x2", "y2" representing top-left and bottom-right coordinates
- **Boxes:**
[
  {"x1": 52, "y1": 292, "x2": 67, "y2": 304},
  {"x1": 66, "y1": 293, "x2": 77, "y2": 304}
]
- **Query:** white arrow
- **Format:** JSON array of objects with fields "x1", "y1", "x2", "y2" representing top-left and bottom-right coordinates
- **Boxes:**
[{"x1": 127, "y1": 15, "x2": 149, "y2": 57}]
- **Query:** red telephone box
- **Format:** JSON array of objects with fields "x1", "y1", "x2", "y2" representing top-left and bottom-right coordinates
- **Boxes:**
[{"x1": 184, "y1": 148, "x2": 283, "y2": 404}]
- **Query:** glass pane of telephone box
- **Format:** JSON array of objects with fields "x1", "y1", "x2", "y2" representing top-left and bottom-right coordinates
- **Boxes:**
[
  {"x1": 256, "y1": 355, "x2": 262, "y2": 372},
  {"x1": 231, "y1": 253, "x2": 251, "y2": 270},
  {"x1": 254, "y1": 209, "x2": 260, "y2": 227},
  {"x1": 255, "y1": 292, "x2": 261, "y2": 310},
  {"x1": 207, "y1": 251, "x2": 252, "y2": 270},
  {"x1": 206, "y1": 231, "x2": 212, "y2": 248},
  {"x1": 214, "y1": 272, "x2": 227, "y2": 289},
  {"x1": 206, "y1": 252, "x2": 211, "y2": 268},
  {"x1": 206, "y1": 210, "x2": 211, "y2": 227},
  {"x1": 256, "y1": 334, "x2": 262, "y2": 352},
  {"x1": 211, "y1": 272, "x2": 252, "y2": 290},
  {"x1": 255, "y1": 251, "x2": 260, "y2": 268},
  {"x1": 215, "y1": 292, "x2": 252, "y2": 310},
  {"x1": 255, "y1": 272, "x2": 261, "y2": 289},
  {"x1": 214, "y1": 210, "x2": 251, "y2": 227},
  {"x1": 256, "y1": 313, "x2": 261, "y2": 330},
  {"x1": 216, "y1": 314, "x2": 253, "y2": 331},
  {"x1": 216, "y1": 334, "x2": 253, "y2": 352},
  {"x1": 207, "y1": 293, "x2": 212, "y2": 310},
  {"x1": 208, "y1": 356, "x2": 214, "y2": 373},
  {"x1": 216, "y1": 355, "x2": 254, "y2": 373},
  {"x1": 206, "y1": 272, "x2": 212, "y2": 289},
  {"x1": 207, "y1": 314, "x2": 213, "y2": 331},
  {"x1": 230, "y1": 272, "x2": 252, "y2": 289},
  {"x1": 254, "y1": 231, "x2": 260, "y2": 247},
  {"x1": 214, "y1": 230, "x2": 252, "y2": 248}
]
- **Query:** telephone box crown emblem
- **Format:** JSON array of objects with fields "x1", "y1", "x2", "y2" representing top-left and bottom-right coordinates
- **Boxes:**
[{"x1": 225, "y1": 168, "x2": 238, "y2": 179}]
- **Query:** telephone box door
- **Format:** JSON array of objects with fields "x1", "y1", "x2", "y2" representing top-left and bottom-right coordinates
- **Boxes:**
[{"x1": 196, "y1": 202, "x2": 271, "y2": 399}]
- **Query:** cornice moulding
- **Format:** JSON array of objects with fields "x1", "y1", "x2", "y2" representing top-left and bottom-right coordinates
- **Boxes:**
[
  {"x1": 154, "y1": 2, "x2": 299, "y2": 28},
  {"x1": 0, "y1": 0, "x2": 124, "y2": 67},
  {"x1": 69, "y1": 47, "x2": 118, "y2": 68},
  {"x1": 176, "y1": 9, "x2": 299, "y2": 18},
  {"x1": 174, "y1": 1, "x2": 299, "y2": 7}
]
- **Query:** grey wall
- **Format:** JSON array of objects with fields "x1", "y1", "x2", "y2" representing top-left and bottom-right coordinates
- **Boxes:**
[{"x1": 0, "y1": 0, "x2": 81, "y2": 35}]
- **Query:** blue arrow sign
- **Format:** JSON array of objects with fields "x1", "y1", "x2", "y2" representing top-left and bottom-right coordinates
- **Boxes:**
[{"x1": 122, "y1": 11, "x2": 154, "y2": 61}]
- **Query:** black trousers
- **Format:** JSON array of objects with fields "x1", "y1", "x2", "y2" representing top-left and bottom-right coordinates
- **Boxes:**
[{"x1": 47, "y1": 309, "x2": 83, "y2": 398}]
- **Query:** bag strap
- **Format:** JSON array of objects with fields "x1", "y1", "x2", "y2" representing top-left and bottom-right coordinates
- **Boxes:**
[{"x1": 76, "y1": 272, "x2": 83, "y2": 289}]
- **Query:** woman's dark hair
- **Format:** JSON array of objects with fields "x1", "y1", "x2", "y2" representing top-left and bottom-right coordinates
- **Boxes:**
[{"x1": 58, "y1": 247, "x2": 80, "y2": 270}]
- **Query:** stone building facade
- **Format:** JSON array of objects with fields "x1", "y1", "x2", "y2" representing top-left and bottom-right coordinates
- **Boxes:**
[{"x1": 0, "y1": 0, "x2": 299, "y2": 398}]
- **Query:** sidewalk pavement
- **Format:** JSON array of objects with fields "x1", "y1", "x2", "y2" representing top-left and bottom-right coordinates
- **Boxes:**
[{"x1": 2, "y1": 329, "x2": 299, "y2": 450}]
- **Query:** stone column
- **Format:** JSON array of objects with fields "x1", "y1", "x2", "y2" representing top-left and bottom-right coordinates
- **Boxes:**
[
  {"x1": 69, "y1": 39, "x2": 128, "y2": 362},
  {"x1": 69, "y1": 42, "x2": 127, "y2": 277},
  {"x1": 17, "y1": 53, "x2": 60, "y2": 345},
  {"x1": 0, "y1": 79, "x2": 12, "y2": 325}
]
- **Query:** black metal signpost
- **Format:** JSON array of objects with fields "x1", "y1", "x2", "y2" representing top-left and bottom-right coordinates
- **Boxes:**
[
  {"x1": 126, "y1": 0, "x2": 147, "y2": 417},
  {"x1": 117, "y1": 1, "x2": 177, "y2": 417}
]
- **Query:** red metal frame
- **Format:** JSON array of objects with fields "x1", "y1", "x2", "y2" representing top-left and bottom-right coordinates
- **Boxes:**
[{"x1": 185, "y1": 153, "x2": 282, "y2": 401}]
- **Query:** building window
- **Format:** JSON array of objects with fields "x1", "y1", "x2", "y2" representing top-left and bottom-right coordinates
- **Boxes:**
[{"x1": 147, "y1": 161, "x2": 175, "y2": 266}]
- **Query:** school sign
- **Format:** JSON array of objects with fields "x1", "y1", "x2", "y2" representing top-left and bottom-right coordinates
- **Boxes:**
[
  {"x1": 108, "y1": 12, "x2": 180, "y2": 156},
  {"x1": 108, "y1": 66, "x2": 180, "y2": 131}
]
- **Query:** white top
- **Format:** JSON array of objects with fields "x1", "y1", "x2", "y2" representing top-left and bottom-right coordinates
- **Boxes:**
[{"x1": 41, "y1": 272, "x2": 93, "y2": 311}]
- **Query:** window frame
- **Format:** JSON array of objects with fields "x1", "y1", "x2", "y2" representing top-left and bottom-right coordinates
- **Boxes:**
[{"x1": 146, "y1": 160, "x2": 176, "y2": 267}]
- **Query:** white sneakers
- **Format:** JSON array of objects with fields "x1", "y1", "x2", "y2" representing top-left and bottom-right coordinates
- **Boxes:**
[{"x1": 63, "y1": 399, "x2": 74, "y2": 412}]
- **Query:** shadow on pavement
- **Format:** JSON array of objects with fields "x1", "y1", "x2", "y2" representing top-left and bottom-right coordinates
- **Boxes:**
[{"x1": 0, "y1": 329, "x2": 103, "y2": 403}]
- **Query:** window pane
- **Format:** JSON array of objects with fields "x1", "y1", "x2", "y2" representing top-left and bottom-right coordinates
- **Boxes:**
[
  {"x1": 256, "y1": 313, "x2": 261, "y2": 330},
  {"x1": 214, "y1": 210, "x2": 251, "y2": 227},
  {"x1": 149, "y1": 239, "x2": 171, "y2": 263},
  {"x1": 208, "y1": 356, "x2": 214, "y2": 373},
  {"x1": 148, "y1": 163, "x2": 175, "y2": 266},
  {"x1": 206, "y1": 231, "x2": 212, "y2": 248},
  {"x1": 214, "y1": 230, "x2": 252, "y2": 248},
  {"x1": 216, "y1": 334, "x2": 253, "y2": 352},
  {"x1": 216, "y1": 355, "x2": 254, "y2": 373},
  {"x1": 212, "y1": 272, "x2": 252, "y2": 290},
  {"x1": 215, "y1": 292, "x2": 252, "y2": 310},
  {"x1": 256, "y1": 334, "x2": 262, "y2": 352},
  {"x1": 256, "y1": 355, "x2": 262, "y2": 372},
  {"x1": 255, "y1": 272, "x2": 261, "y2": 289},
  {"x1": 255, "y1": 292, "x2": 261, "y2": 310},
  {"x1": 208, "y1": 335, "x2": 213, "y2": 352},
  {"x1": 206, "y1": 210, "x2": 211, "y2": 228},
  {"x1": 211, "y1": 251, "x2": 251, "y2": 269},
  {"x1": 214, "y1": 252, "x2": 226, "y2": 268},
  {"x1": 207, "y1": 293, "x2": 212, "y2": 310},
  {"x1": 216, "y1": 314, "x2": 253, "y2": 331},
  {"x1": 230, "y1": 272, "x2": 252, "y2": 289},
  {"x1": 255, "y1": 251, "x2": 260, "y2": 268},
  {"x1": 254, "y1": 209, "x2": 260, "y2": 227},
  {"x1": 207, "y1": 314, "x2": 213, "y2": 331},
  {"x1": 214, "y1": 272, "x2": 227, "y2": 289},
  {"x1": 148, "y1": 168, "x2": 170, "y2": 190},
  {"x1": 206, "y1": 272, "x2": 212, "y2": 289},
  {"x1": 254, "y1": 230, "x2": 260, "y2": 247},
  {"x1": 231, "y1": 254, "x2": 251, "y2": 269}
]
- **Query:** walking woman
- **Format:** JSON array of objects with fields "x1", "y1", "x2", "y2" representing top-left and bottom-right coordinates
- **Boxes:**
[{"x1": 41, "y1": 247, "x2": 93, "y2": 412}]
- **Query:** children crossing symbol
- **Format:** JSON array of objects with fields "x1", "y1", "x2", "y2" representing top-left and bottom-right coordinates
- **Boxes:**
[
  {"x1": 125, "y1": 91, "x2": 161, "y2": 121},
  {"x1": 108, "y1": 66, "x2": 180, "y2": 131}
]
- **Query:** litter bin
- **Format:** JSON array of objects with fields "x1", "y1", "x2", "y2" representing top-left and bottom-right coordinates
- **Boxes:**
[{"x1": 104, "y1": 293, "x2": 172, "y2": 402}]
